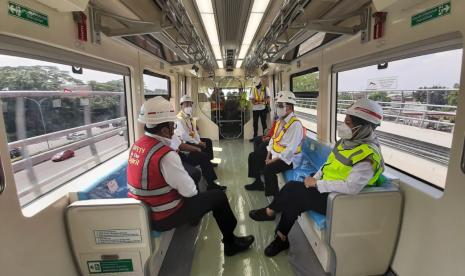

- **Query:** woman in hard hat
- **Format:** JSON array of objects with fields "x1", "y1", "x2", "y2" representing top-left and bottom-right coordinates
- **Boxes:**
[
  {"x1": 127, "y1": 96, "x2": 254, "y2": 256},
  {"x1": 249, "y1": 99, "x2": 385, "y2": 257}
]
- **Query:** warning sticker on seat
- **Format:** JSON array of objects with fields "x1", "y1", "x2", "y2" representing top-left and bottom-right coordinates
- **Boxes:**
[
  {"x1": 87, "y1": 259, "x2": 133, "y2": 273},
  {"x1": 94, "y1": 229, "x2": 142, "y2": 245}
]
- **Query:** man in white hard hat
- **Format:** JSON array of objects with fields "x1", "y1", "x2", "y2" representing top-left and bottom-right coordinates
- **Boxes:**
[
  {"x1": 249, "y1": 99, "x2": 385, "y2": 257},
  {"x1": 127, "y1": 96, "x2": 254, "y2": 256},
  {"x1": 175, "y1": 95, "x2": 226, "y2": 191},
  {"x1": 245, "y1": 91, "x2": 305, "y2": 197},
  {"x1": 249, "y1": 76, "x2": 270, "y2": 141}
]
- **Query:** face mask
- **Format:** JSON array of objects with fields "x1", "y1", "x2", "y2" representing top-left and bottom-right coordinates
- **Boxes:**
[
  {"x1": 183, "y1": 107, "x2": 192, "y2": 115},
  {"x1": 337, "y1": 124, "x2": 361, "y2": 139},
  {"x1": 276, "y1": 106, "x2": 286, "y2": 118}
]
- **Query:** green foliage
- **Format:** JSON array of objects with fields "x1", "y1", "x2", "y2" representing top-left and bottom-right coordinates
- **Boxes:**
[
  {"x1": 368, "y1": 91, "x2": 391, "y2": 102},
  {"x1": 447, "y1": 83, "x2": 460, "y2": 106},
  {"x1": 0, "y1": 66, "x2": 124, "y2": 141},
  {"x1": 292, "y1": 72, "x2": 319, "y2": 92}
]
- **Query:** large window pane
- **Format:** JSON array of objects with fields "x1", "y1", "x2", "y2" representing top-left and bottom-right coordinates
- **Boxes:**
[
  {"x1": 335, "y1": 49, "x2": 462, "y2": 189},
  {"x1": 143, "y1": 70, "x2": 170, "y2": 99},
  {"x1": 0, "y1": 54, "x2": 129, "y2": 206},
  {"x1": 292, "y1": 68, "x2": 319, "y2": 133}
]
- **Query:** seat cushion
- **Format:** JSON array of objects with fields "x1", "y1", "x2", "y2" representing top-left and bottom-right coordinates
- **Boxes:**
[{"x1": 307, "y1": 210, "x2": 326, "y2": 230}]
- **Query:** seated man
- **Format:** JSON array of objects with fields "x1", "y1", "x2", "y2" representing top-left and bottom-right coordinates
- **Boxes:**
[
  {"x1": 170, "y1": 134, "x2": 201, "y2": 186},
  {"x1": 127, "y1": 96, "x2": 254, "y2": 256},
  {"x1": 246, "y1": 119, "x2": 277, "y2": 188},
  {"x1": 249, "y1": 99, "x2": 385, "y2": 257},
  {"x1": 245, "y1": 91, "x2": 304, "y2": 197},
  {"x1": 175, "y1": 95, "x2": 226, "y2": 191}
]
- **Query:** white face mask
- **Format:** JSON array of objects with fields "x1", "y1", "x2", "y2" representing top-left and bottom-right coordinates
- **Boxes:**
[
  {"x1": 276, "y1": 106, "x2": 287, "y2": 118},
  {"x1": 337, "y1": 124, "x2": 360, "y2": 139},
  {"x1": 183, "y1": 107, "x2": 192, "y2": 115}
]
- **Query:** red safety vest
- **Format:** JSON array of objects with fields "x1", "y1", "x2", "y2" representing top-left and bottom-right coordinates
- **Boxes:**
[{"x1": 127, "y1": 135, "x2": 183, "y2": 221}]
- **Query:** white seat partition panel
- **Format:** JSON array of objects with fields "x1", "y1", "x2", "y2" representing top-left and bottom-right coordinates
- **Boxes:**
[{"x1": 66, "y1": 198, "x2": 153, "y2": 276}]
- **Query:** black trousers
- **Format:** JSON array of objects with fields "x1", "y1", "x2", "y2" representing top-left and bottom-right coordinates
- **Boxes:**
[
  {"x1": 180, "y1": 151, "x2": 217, "y2": 185},
  {"x1": 187, "y1": 138, "x2": 214, "y2": 161},
  {"x1": 248, "y1": 141, "x2": 269, "y2": 181},
  {"x1": 252, "y1": 109, "x2": 267, "y2": 137},
  {"x1": 268, "y1": 181, "x2": 329, "y2": 236},
  {"x1": 152, "y1": 190, "x2": 237, "y2": 242},
  {"x1": 182, "y1": 161, "x2": 201, "y2": 186},
  {"x1": 264, "y1": 159, "x2": 293, "y2": 196}
]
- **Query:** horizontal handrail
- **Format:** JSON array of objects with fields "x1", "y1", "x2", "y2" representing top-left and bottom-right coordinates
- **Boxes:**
[{"x1": 0, "y1": 90, "x2": 124, "y2": 97}]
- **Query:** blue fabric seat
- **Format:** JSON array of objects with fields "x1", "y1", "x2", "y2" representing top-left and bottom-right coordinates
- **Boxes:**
[
  {"x1": 283, "y1": 137, "x2": 332, "y2": 182},
  {"x1": 75, "y1": 158, "x2": 163, "y2": 238}
]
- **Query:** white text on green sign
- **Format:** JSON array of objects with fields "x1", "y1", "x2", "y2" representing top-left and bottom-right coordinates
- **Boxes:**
[
  {"x1": 8, "y1": 1, "x2": 49, "y2": 27},
  {"x1": 411, "y1": 2, "x2": 451, "y2": 27}
]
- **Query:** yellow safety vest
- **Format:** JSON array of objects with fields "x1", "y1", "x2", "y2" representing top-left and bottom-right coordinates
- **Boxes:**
[
  {"x1": 321, "y1": 142, "x2": 384, "y2": 186},
  {"x1": 177, "y1": 111, "x2": 196, "y2": 138},
  {"x1": 253, "y1": 86, "x2": 266, "y2": 105},
  {"x1": 272, "y1": 116, "x2": 303, "y2": 154}
]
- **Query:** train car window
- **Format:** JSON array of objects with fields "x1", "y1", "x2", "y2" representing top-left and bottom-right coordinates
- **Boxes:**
[
  {"x1": 0, "y1": 54, "x2": 130, "y2": 206},
  {"x1": 291, "y1": 68, "x2": 319, "y2": 133},
  {"x1": 335, "y1": 48, "x2": 462, "y2": 189},
  {"x1": 143, "y1": 70, "x2": 171, "y2": 99}
]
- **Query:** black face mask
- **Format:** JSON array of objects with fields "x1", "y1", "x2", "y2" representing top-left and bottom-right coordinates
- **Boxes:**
[{"x1": 256, "y1": 83, "x2": 262, "y2": 89}]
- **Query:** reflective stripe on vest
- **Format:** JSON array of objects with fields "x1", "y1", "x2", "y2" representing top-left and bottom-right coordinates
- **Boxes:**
[
  {"x1": 151, "y1": 199, "x2": 182, "y2": 212},
  {"x1": 272, "y1": 116, "x2": 302, "y2": 154},
  {"x1": 253, "y1": 86, "x2": 265, "y2": 104},
  {"x1": 127, "y1": 185, "x2": 173, "y2": 196},
  {"x1": 140, "y1": 142, "x2": 164, "y2": 190},
  {"x1": 321, "y1": 142, "x2": 383, "y2": 186}
]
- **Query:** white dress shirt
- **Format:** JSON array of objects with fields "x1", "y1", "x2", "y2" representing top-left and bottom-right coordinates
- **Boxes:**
[
  {"x1": 175, "y1": 112, "x2": 201, "y2": 144},
  {"x1": 249, "y1": 86, "x2": 270, "y2": 111},
  {"x1": 267, "y1": 112, "x2": 303, "y2": 168},
  {"x1": 144, "y1": 132, "x2": 197, "y2": 197},
  {"x1": 314, "y1": 161, "x2": 374, "y2": 195}
]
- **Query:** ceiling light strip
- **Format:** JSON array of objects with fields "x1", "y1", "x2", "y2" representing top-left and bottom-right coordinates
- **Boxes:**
[
  {"x1": 237, "y1": 0, "x2": 270, "y2": 67},
  {"x1": 195, "y1": 0, "x2": 222, "y2": 68}
]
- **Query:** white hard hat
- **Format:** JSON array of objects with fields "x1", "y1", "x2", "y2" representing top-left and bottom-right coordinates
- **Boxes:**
[
  {"x1": 346, "y1": 99, "x2": 383, "y2": 125},
  {"x1": 138, "y1": 96, "x2": 177, "y2": 127},
  {"x1": 276, "y1": 91, "x2": 297, "y2": 105},
  {"x1": 180, "y1": 95, "x2": 193, "y2": 105}
]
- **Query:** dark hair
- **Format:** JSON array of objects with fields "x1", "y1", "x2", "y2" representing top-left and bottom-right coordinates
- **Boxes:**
[
  {"x1": 349, "y1": 115, "x2": 377, "y2": 129},
  {"x1": 145, "y1": 122, "x2": 171, "y2": 134}
]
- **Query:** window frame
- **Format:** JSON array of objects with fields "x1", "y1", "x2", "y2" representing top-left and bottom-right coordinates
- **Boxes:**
[
  {"x1": 0, "y1": 41, "x2": 131, "y2": 206},
  {"x1": 331, "y1": 32, "x2": 463, "y2": 191},
  {"x1": 143, "y1": 69, "x2": 171, "y2": 99},
  {"x1": 290, "y1": 67, "x2": 320, "y2": 98}
]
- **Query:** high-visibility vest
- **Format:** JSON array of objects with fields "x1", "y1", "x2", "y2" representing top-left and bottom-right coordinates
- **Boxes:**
[
  {"x1": 177, "y1": 111, "x2": 196, "y2": 138},
  {"x1": 321, "y1": 141, "x2": 384, "y2": 186},
  {"x1": 272, "y1": 116, "x2": 303, "y2": 154},
  {"x1": 127, "y1": 136, "x2": 183, "y2": 221},
  {"x1": 253, "y1": 86, "x2": 266, "y2": 105}
]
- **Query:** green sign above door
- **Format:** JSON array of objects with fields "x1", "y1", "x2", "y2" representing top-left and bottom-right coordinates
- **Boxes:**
[
  {"x1": 411, "y1": 2, "x2": 451, "y2": 27},
  {"x1": 87, "y1": 259, "x2": 134, "y2": 274},
  {"x1": 8, "y1": 1, "x2": 49, "y2": 27}
]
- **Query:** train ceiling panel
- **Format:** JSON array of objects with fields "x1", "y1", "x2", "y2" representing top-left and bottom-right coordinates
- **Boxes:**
[
  {"x1": 90, "y1": 0, "x2": 215, "y2": 72},
  {"x1": 244, "y1": 0, "x2": 373, "y2": 74}
]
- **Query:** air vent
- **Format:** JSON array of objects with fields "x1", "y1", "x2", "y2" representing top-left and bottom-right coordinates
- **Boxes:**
[{"x1": 225, "y1": 49, "x2": 235, "y2": 71}]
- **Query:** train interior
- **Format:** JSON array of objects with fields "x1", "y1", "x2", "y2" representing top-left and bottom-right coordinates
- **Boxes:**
[{"x1": 1, "y1": 0, "x2": 465, "y2": 275}]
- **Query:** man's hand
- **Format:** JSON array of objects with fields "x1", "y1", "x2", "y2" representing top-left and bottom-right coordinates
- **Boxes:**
[
  {"x1": 304, "y1": 177, "x2": 317, "y2": 188},
  {"x1": 265, "y1": 157, "x2": 279, "y2": 165},
  {"x1": 199, "y1": 141, "x2": 207, "y2": 149},
  {"x1": 262, "y1": 136, "x2": 271, "y2": 143}
]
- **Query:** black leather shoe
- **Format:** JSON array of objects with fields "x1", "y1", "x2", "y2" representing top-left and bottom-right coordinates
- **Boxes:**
[
  {"x1": 264, "y1": 236, "x2": 289, "y2": 257},
  {"x1": 207, "y1": 182, "x2": 227, "y2": 191},
  {"x1": 249, "y1": 137, "x2": 256, "y2": 142},
  {"x1": 223, "y1": 235, "x2": 255, "y2": 256},
  {"x1": 211, "y1": 162, "x2": 218, "y2": 168},
  {"x1": 244, "y1": 181, "x2": 264, "y2": 191},
  {"x1": 249, "y1": 208, "x2": 275, "y2": 221}
]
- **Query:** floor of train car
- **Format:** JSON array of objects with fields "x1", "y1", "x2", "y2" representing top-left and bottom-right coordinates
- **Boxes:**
[{"x1": 157, "y1": 139, "x2": 327, "y2": 276}]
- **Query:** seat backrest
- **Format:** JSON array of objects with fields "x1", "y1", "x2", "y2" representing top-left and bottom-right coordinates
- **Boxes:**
[
  {"x1": 76, "y1": 159, "x2": 128, "y2": 200},
  {"x1": 300, "y1": 137, "x2": 332, "y2": 170}
]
